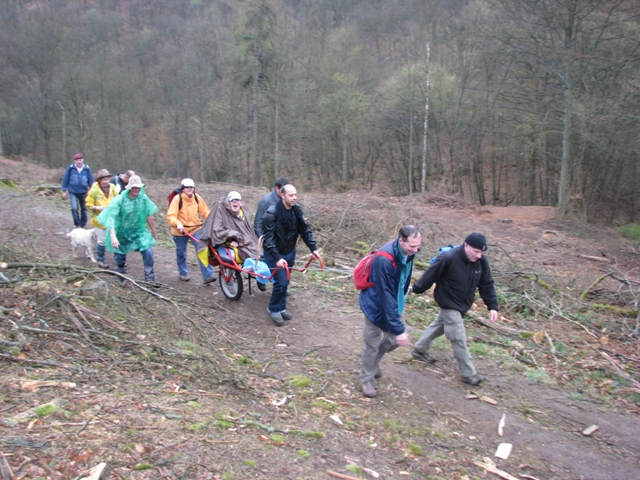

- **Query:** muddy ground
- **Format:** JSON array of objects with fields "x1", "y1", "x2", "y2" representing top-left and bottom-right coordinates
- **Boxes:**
[{"x1": 0, "y1": 156, "x2": 639, "y2": 480}]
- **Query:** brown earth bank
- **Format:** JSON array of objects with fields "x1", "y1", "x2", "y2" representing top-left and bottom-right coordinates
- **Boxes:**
[{"x1": 0, "y1": 156, "x2": 639, "y2": 480}]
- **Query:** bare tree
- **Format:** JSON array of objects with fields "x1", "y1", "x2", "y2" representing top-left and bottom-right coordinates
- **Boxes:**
[{"x1": 487, "y1": 0, "x2": 640, "y2": 218}]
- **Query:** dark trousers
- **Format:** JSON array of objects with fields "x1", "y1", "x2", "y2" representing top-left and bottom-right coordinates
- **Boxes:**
[
  {"x1": 68, "y1": 192, "x2": 88, "y2": 228},
  {"x1": 264, "y1": 249, "x2": 296, "y2": 313}
]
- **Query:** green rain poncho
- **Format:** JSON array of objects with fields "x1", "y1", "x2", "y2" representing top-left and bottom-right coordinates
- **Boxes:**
[{"x1": 97, "y1": 187, "x2": 158, "y2": 254}]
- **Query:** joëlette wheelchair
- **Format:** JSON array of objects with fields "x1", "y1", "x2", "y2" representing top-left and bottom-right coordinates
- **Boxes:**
[{"x1": 207, "y1": 243, "x2": 324, "y2": 301}]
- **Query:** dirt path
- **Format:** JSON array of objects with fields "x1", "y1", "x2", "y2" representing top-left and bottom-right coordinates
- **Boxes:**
[{"x1": 1, "y1": 158, "x2": 639, "y2": 479}]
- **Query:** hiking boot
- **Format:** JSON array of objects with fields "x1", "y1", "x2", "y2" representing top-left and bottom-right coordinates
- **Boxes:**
[
  {"x1": 361, "y1": 381, "x2": 377, "y2": 398},
  {"x1": 280, "y1": 310, "x2": 293, "y2": 321},
  {"x1": 269, "y1": 310, "x2": 284, "y2": 327},
  {"x1": 257, "y1": 281, "x2": 267, "y2": 291},
  {"x1": 203, "y1": 276, "x2": 216, "y2": 285},
  {"x1": 180, "y1": 275, "x2": 190, "y2": 282},
  {"x1": 375, "y1": 367, "x2": 382, "y2": 379},
  {"x1": 461, "y1": 374, "x2": 485, "y2": 386},
  {"x1": 412, "y1": 348, "x2": 437, "y2": 364},
  {"x1": 98, "y1": 261, "x2": 109, "y2": 269}
]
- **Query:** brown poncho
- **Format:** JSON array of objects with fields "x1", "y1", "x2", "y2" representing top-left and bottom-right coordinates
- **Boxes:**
[{"x1": 200, "y1": 197, "x2": 261, "y2": 261}]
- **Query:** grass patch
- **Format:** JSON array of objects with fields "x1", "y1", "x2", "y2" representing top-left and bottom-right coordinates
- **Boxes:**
[
  {"x1": 382, "y1": 418, "x2": 401, "y2": 431},
  {"x1": 526, "y1": 369, "x2": 550, "y2": 384},
  {"x1": 297, "y1": 449, "x2": 311, "y2": 459},
  {"x1": 468, "y1": 342, "x2": 489, "y2": 355},
  {"x1": 287, "y1": 375, "x2": 311, "y2": 388},
  {"x1": 234, "y1": 354, "x2": 260, "y2": 368},
  {"x1": 187, "y1": 422, "x2": 205, "y2": 431},
  {"x1": 408, "y1": 442, "x2": 424, "y2": 456},
  {"x1": 35, "y1": 403, "x2": 67, "y2": 419},
  {"x1": 616, "y1": 223, "x2": 640, "y2": 244}
]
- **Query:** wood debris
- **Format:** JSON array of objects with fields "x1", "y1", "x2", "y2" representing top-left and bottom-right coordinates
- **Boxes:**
[
  {"x1": 583, "y1": 425, "x2": 599, "y2": 436},
  {"x1": 474, "y1": 460, "x2": 520, "y2": 480},
  {"x1": 79, "y1": 462, "x2": 107, "y2": 480},
  {"x1": 20, "y1": 380, "x2": 76, "y2": 391},
  {"x1": 327, "y1": 470, "x2": 363, "y2": 480},
  {"x1": 329, "y1": 414, "x2": 343, "y2": 425},
  {"x1": 363, "y1": 467, "x2": 380, "y2": 478},
  {"x1": 498, "y1": 413, "x2": 506, "y2": 436},
  {"x1": 480, "y1": 395, "x2": 498, "y2": 405}
]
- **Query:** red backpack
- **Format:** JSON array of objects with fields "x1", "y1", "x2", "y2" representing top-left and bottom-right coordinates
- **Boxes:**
[{"x1": 353, "y1": 247, "x2": 395, "y2": 290}]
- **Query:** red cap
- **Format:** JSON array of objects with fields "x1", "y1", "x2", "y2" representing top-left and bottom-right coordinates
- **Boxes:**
[{"x1": 73, "y1": 153, "x2": 84, "y2": 160}]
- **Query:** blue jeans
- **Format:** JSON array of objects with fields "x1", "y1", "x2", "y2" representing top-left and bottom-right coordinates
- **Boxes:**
[
  {"x1": 264, "y1": 249, "x2": 296, "y2": 313},
  {"x1": 68, "y1": 192, "x2": 88, "y2": 228},
  {"x1": 114, "y1": 248, "x2": 155, "y2": 281},
  {"x1": 173, "y1": 229, "x2": 214, "y2": 280}
]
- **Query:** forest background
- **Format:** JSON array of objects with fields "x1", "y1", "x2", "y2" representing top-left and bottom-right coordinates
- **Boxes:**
[{"x1": 0, "y1": 0, "x2": 639, "y2": 225}]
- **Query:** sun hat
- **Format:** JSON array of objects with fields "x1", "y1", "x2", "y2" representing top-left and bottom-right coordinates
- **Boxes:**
[
  {"x1": 126, "y1": 175, "x2": 144, "y2": 189},
  {"x1": 73, "y1": 153, "x2": 84, "y2": 160},
  {"x1": 227, "y1": 191, "x2": 242, "y2": 201},
  {"x1": 464, "y1": 233, "x2": 488, "y2": 251},
  {"x1": 181, "y1": 178, "x2": 195, "y2": 188},
  {"x1": 95, "y1": 168, "x2": 111, "y2": 180}
]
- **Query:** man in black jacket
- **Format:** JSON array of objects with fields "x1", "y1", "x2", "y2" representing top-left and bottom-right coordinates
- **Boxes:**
[
  {"x1": 261, "y1": 184, "x2": 321, "y2": 326},
  {"x1": 110, "y1": 170, "x2": 135, "y2": 195},
  {"x1": 411, "y1": 233, "x2": 499, "y2": 386}
]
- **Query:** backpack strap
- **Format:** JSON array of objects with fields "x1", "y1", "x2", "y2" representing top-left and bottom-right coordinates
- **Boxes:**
[
  {"x1": 177, "y1": 190, "x2": 200, "y2": 210},
  {"x1": 377, "y1": 250, "x2": 396, "y2": 268}
]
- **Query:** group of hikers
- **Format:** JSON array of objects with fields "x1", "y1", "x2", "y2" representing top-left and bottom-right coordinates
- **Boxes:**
[
  {"x1": 61, "y1": 154, "x2": 499, "y2": 398},
  {"x1": 60, "y1": 154, "x2": 320, "y2": 326}
]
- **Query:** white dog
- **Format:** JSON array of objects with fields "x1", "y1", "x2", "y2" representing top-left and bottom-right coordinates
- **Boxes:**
[{"x1": 66, "y1": 228, "x2": 97, "y2": 263}]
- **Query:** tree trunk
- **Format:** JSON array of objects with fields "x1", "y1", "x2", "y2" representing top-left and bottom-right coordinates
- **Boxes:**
[
  {"x1": 421, "y1": 41, "x2": 430, "y2": 193},
  {"x1": 558, "y1": 64, "x2": 572, "y2": 217},
  {"x1": 251, "y1": 52, "x2": 260, "y2": 186}
]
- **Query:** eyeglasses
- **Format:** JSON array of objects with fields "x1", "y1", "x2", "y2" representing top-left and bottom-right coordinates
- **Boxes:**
[{"x1": 183, "y1": 186, "x2": 194, "y2": 190}]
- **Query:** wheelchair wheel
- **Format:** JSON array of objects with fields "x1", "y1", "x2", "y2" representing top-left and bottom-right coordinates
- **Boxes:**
[{"x1": 219, "y1": 265, "x2": 243, "y2": 301}]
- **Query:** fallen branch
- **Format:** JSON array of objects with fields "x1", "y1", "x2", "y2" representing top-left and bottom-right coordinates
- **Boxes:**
[
  {"x1": 73, "y1": 302, "x2": 134, "y2": 333},
  {"x1": 0, "y1": 352, "x2": 69, "y2": 369},
  {"x1": 580, "y1": 273, "x2": 613, "y2": 301},
  {"x1": 578, "y1": 254, "x2": 611, "y2": 264},
  {"x1": 327, "y1": 471, "x2": 362, "y2": 480},
  {"x1": 473, "y1": 461, "x2": 519, "y2": 480},
  {"x1": 591, "y1": 304, "x2": 637, "y2": 316},
  {"x1": 473, "y1": 317, "x2": 529, "y2": 337},
  {"x1": 0, "y1": 452, "x2": 13, "y2": 480},
  {"x1": 67, "y1": 311, "x2": 91, "y2": 343},
  {"x1": 598, "y1": 350, "x2": 640, "y2": 389},
  {"x1": 38, "y1": 458, "x2": 60, "y2": 479}
]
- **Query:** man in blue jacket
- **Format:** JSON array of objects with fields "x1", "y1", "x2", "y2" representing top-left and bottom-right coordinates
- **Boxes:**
[
  {"x1": 359, "y1": 225, "x2": 422, "y2": 398},
  {"x1": 254, "y1": 177, "x2": 289, "y2": 238},
  {"x1": 411, "y1": 233, "x2": 499, "y2": 386},
  {"x1": 61, "y1": 153, "x2": 94, "y2": 228}
]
